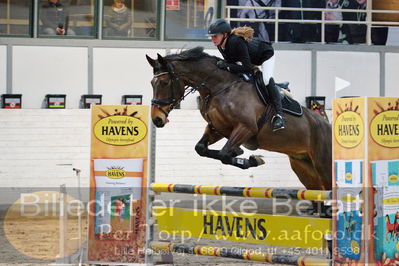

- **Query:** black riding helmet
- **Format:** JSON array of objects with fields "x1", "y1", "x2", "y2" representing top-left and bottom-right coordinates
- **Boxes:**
[{"x1": 207, "y1": 19, "x2": 231, "y2": 36}]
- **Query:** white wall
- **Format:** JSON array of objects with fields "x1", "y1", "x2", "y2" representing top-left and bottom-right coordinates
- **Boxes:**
[
  {"x1": 0, "y1": 45, "x2": 6, "y2": 95},
  {"x1": 0, "y1": 45, "x2": 396, "y2": 109},
  {"x1": 0, "y1": 109, "x2": 91, "y2": 189},
  {"x1": 12, "y1": 46, "x2": 88, "y2": 108},
  {"x1": 93, "y1": 48, "x2": 164, "y2": 106},
  {"x1": 275, "y1": 50, "x2": 311, "y2": 106},
  {"x1": 385, "y1": 53, "x2": 399, "y2": 97},
  {"x1": 316, "y1": 51, "x2": 380, "y2": 109}
]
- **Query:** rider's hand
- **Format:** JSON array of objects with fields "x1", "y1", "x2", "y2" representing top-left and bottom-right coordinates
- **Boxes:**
[{"x1": 216, "y1": 60, "x2": 228, "y2": 70}]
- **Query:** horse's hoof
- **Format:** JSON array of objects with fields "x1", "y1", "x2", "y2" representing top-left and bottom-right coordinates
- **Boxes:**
[
  {"x1": 249, "y1": 155, "x2": 265, "y2": 166},
  {"x1": 232, "y1": 147, "x2": 244, "y2": 157}
]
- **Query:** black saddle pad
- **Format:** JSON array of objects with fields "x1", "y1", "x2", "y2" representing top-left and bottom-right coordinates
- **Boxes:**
[
  {"x1": 280, "y1": 93, "x2": 303, "y2": 116},
  {"x1": 253, "y1": 71, "x2": 303, "y2": 117}
]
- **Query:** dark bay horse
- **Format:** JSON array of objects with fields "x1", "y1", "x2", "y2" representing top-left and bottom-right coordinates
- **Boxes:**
[{"x1": 146, "y1": 47, "x2": 332, "y2": 190}]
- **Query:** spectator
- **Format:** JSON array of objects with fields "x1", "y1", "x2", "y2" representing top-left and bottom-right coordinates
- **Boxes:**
[
  {"x1": 341, "y1": 0, "x2": 367, "y2": 44},
  {"x1": 325, "y1": 0, "x2": 342, "y2": 43},
  {"x1": 238, "y1": 0, "x2": 282, "y2": 42},
  {"x1": 104, "y1": 0, "x2": 132, "y2": 37},
  {"x1": 40, "y1": 0, "x2": 75, "y2": 36},
  {"x1": 282, "y1": 0, "x2": 324, "y2": 43}
]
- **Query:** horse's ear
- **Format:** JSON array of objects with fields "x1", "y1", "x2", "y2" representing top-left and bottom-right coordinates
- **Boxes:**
[
  {"x1": 157, "y1": 53, "x2": 167, "y2": 67},
  {"x1": 146, "y1": 54, "x2": 157, "y2": 68}
]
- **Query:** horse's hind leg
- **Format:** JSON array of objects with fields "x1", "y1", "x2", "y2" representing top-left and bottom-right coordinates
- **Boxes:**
[
  {"x1": 289, "y1": 155, "x2": 331, "y2": 216},
  {"x1": 289, "y1": 155, "x2": 324, "y2": 190}
]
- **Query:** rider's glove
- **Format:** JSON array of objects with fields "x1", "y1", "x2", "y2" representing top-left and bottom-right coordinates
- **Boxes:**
[{"x1": 216, "y1": 60, "x2": 229, "y2": 70}]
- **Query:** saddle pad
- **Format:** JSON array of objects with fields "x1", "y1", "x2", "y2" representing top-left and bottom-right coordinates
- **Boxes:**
[
  {"x1": 281, "y1": 94, "x2": 303, "y2": 117},
  {"x1": 253, "y1": 79, "x2": 303, "y2": 117}
]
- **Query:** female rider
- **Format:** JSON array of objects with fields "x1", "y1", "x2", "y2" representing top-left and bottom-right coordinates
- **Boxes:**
[{"x1": 208, "y1": 19, "x2": 284, "y2": 131}]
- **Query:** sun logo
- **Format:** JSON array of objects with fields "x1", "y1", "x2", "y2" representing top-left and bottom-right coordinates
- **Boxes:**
[
  {"x1": 389, "y1": 174, "x2": 399, "y2": 184},
  {"x1": 345, "y1": 172, "x2": 352, "y2": 181}
]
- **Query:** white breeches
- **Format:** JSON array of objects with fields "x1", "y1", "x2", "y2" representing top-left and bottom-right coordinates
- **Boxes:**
[{"x1": 261, "y1": 55, "x2": 275, "y2": 86}]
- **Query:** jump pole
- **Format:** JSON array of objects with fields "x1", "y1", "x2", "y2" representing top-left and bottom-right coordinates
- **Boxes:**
[
  {"x1": 150, "y1": 241, "x2": 331, "y2": 266},
  {"x1": 151, "y1": 183, "x2": 332, "y2": 202}
]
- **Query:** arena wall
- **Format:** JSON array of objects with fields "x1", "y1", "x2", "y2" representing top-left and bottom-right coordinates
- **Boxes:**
[{"x1": 1, "y1": 41, "x2": 397, "y2": 110}]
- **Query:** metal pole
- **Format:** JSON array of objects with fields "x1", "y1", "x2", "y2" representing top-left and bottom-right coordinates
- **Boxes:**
[
  {"x1": 73, "y1": 168, "x2": 83, "y2": 266},
  {"x1": 274, "y1": 8, "x2": 279, "y2": 43},
  {"x1": 321, "y1": 11, "x2": 325, "y2": 44},
  {"x1": 6, "y1": 44, "x2": 12, "y2": 94},
  {"x1": 159, "y1": 0, "x2": 165, "y2": 41},
  {"x1": 59, "y1": 184, "x2": 68, "y2": 263},
  {"x1": 33, "y1": 0, "x2": 38, "y2": 37},
  {"x1": 98, "y1": 0, "x2": 103, "y2": 39},
  {"x1": 6, "y1": 0, "x2": 10, "y2": 35},
  {"x1": 366, "y1": 0, "x2": 372, "y2": 45}
]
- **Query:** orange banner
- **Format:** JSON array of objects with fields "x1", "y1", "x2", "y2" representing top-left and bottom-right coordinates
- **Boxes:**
[
  {"x1": 333, "y1": 97, "x2": 399, "y2": 265},
  {"x1": 87, "y1": 105, "x2": 150, "y2": 264}
]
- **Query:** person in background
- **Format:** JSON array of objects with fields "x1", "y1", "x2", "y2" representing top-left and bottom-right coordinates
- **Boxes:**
[
  {"x1": 40, "y1": 0, "x2": 75, "y2": 36},
  {"x1": 282, "y1": 0, "x2": 324, "y2": 43},
  {"x1": 104, "y1": 0, "x2": 132, "y2": 37},
  {"x1": 238, "y1": 0, "x2": 282, "y2": 42},
  {"x1": 325, "y1": 0, "x2": 342, "y2": 43},
  {"x1": 341, "y1": 0, "x2": 367, "y2": 44}
]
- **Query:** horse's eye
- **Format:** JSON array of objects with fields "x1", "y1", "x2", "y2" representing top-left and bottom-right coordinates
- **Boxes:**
[{"x1": 160, "y1": 80, "x2": 169, "y2": 86}]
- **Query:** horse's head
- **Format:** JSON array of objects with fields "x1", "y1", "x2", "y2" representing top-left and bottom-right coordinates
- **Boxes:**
[{"x1": 146, "y1": 53, "x2": 185, "y2": 128}]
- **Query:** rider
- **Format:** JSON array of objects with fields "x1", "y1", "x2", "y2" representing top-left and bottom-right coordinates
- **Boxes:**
[{"x1": 208, "y1": 18, "x2": 285, "y2": 132}]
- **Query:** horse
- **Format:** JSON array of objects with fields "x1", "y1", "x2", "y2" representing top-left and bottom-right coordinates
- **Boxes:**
[{"x1": 146, "y1": 47, "x2": 332, "y2": 191}]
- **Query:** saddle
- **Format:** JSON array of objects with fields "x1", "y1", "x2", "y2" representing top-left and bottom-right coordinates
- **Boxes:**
[{"x1": 253, "y1": 71, "x2": 303, "y2": 117}]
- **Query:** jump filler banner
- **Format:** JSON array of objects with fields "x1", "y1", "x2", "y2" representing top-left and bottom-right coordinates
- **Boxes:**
[
  {"x1": 333, "y1": 97, "x2": 399, "y2": 265},
  {"x1": 88, "y1": 105, "x2": 150, "y2": 264}
]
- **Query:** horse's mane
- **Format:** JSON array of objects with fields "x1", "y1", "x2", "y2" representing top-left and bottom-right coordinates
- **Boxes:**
[{"x1": 165, "y1": 47, "x2": 218, "y2": 62}]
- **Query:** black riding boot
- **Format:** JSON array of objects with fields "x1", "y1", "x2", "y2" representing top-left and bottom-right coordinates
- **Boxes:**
[{"x1": 267, "y1": 78, "x2": 285, "y2": 131}]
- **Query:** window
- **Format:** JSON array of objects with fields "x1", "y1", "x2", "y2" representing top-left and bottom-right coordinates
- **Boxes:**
[
  {"x1": 38, "y1": 0, "x2": 96, "y2": 37},
  {"x1": 0, "y1": 0, "x2": 31, "y2": 36},
  {"x1": 102, "y1": 0, "x2": 159, "y2": 39},
  {"x1": 165, "y1": 0, "x2": 219, "y2": 40}
]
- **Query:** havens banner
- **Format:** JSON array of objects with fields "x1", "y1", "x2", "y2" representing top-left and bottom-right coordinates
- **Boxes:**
[
  {"x1": 88, "y1": 105, "x2": 150, "y2": 264},
  {"x1": 154, "y1": 207, "x2": 331, "y2": 249}
]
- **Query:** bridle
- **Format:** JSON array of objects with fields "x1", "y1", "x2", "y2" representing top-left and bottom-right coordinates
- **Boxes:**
[{"x1": 151, "y1": 62, "x2": 217, "y2": 118}]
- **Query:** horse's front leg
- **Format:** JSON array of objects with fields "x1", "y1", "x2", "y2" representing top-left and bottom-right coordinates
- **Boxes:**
[
  {"x1": 219, "y1": 123, "x2": 265, "y2": 169},
  {"x1": 195, "y1": 125, "x2": 243, "y2": 160}
]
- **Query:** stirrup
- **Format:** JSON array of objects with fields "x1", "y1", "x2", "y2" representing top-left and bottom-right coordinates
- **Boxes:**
[{"x1": 272, "y1": 114, "x2": 285, "y2": 132}]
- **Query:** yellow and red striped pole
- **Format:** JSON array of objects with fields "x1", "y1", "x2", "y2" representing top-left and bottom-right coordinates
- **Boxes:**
[
  {"x1": 150, "y1": 241, "x2": 331, "y2": 266},
  {"x1": 151, "y1": 183, "x2": 331, "y2": 202}
]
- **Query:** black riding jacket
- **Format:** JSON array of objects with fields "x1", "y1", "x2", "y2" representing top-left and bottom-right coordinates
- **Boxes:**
[{"x1": 217, "y1": 34, "x2": 274, "y2": 75}]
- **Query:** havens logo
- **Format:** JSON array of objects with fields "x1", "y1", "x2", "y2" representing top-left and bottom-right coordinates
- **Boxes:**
[
  {"x1": 334, "y1": 111, "x2": 364, "y2": 148},
  {"x1": 94, "y1": 115, "x2": 147, "y2": 146},
  {"x1": 345, "y1": 172, "x2": 352, "y2": 181},
  {"x1": 389, "y1": 174, "x2": 399, "y2": 184},
  {"x1": 370, "y1": 110, "x2": 399, "y2": 148},
  {"x1": 105, "y1": 167, "x2": 126, "y2": 179},
  {"x1": 382, "y1": 197, "x2": 399, "y2": 205}
]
